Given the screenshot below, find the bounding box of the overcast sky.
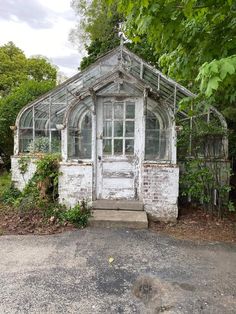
[0,0,84,77]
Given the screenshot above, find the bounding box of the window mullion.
[112,102,114,155]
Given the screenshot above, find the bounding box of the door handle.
[98,156,102,161]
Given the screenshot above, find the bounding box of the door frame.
[94,96,144,200]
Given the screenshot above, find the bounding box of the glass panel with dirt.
[114,139,123,154]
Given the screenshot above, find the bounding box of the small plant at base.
[228,201,235,212]
[60,201,91,228]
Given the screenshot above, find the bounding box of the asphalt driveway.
[0,228,236,313]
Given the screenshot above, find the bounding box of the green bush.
[60,202,91,228]
[0,185,21,205]
[42,201,91,228]
[0,172,11,196]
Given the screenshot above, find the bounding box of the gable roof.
[21,46,233,135]
[17,46,195,127]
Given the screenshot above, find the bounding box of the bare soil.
[150,205,236,243]
[0,204,75,235]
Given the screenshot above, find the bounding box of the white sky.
[0,0,85,77]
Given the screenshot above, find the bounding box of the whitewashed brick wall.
[58,163,93,208]
[142,163,179,221]
[11,156,37,191]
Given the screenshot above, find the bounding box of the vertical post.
[49,96,52,153]
[89,88,97,201]
[32,105,35,152]
[173,84,177,114]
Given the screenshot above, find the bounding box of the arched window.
[68,111,92,159]
[145,109,169,160]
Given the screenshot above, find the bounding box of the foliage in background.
[113,0,236,155]
[70,0,159,70]
[0,42,57,165]
[0,42,56,97]
[70,0,121,70]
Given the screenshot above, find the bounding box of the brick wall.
[142,163,179,221]
[11,156,37,191]
[58,162,93,208]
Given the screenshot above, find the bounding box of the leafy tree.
[0,42,57,97]
[71,0,236,154]
[70,0,160,70]
[0,42,57,164]
[105,0,236,155]
[70,0,121,70]
[110,0,236,104]
[0,42,27,97]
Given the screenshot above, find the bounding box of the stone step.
[92,200,143,211]
[89,210,148,229]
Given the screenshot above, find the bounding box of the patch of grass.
[0,171,11,197]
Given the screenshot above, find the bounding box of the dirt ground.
[0,203,235,244]
[0,204,76,235]
[150,205,236,243]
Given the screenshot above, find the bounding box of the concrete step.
[89,210,148,229]
[92,200,143,211]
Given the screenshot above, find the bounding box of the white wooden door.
[96,97,142,200]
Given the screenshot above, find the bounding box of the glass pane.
[145,110,163,160]
[51,131,61,153]
[126,102,135,119]
[125,139,134,154]
[114,102,123,119]
[34,132,50,153]
[125,121,134,137]
[35,118,48,130]
[103,121,112,137]
[68,129,79,158]
[20,108,33,128]
[80,113,92,158]
[114,139,123,154]
[103,139,112,155]
[68,112,92,159]
[19,129,33,152]
[104,102,112,119]
[114,121,123,137]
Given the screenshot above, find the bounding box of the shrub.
[42,201,91,228]
[60,202,91,228]
[0,185,21,205]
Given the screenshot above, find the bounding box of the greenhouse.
[11,46,228,221]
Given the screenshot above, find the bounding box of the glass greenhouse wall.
[16,46,228,162]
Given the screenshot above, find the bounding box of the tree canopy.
[71,0,236,155]
[110,0,236,114]
[0,42,57,163]
[0,42,57,97]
